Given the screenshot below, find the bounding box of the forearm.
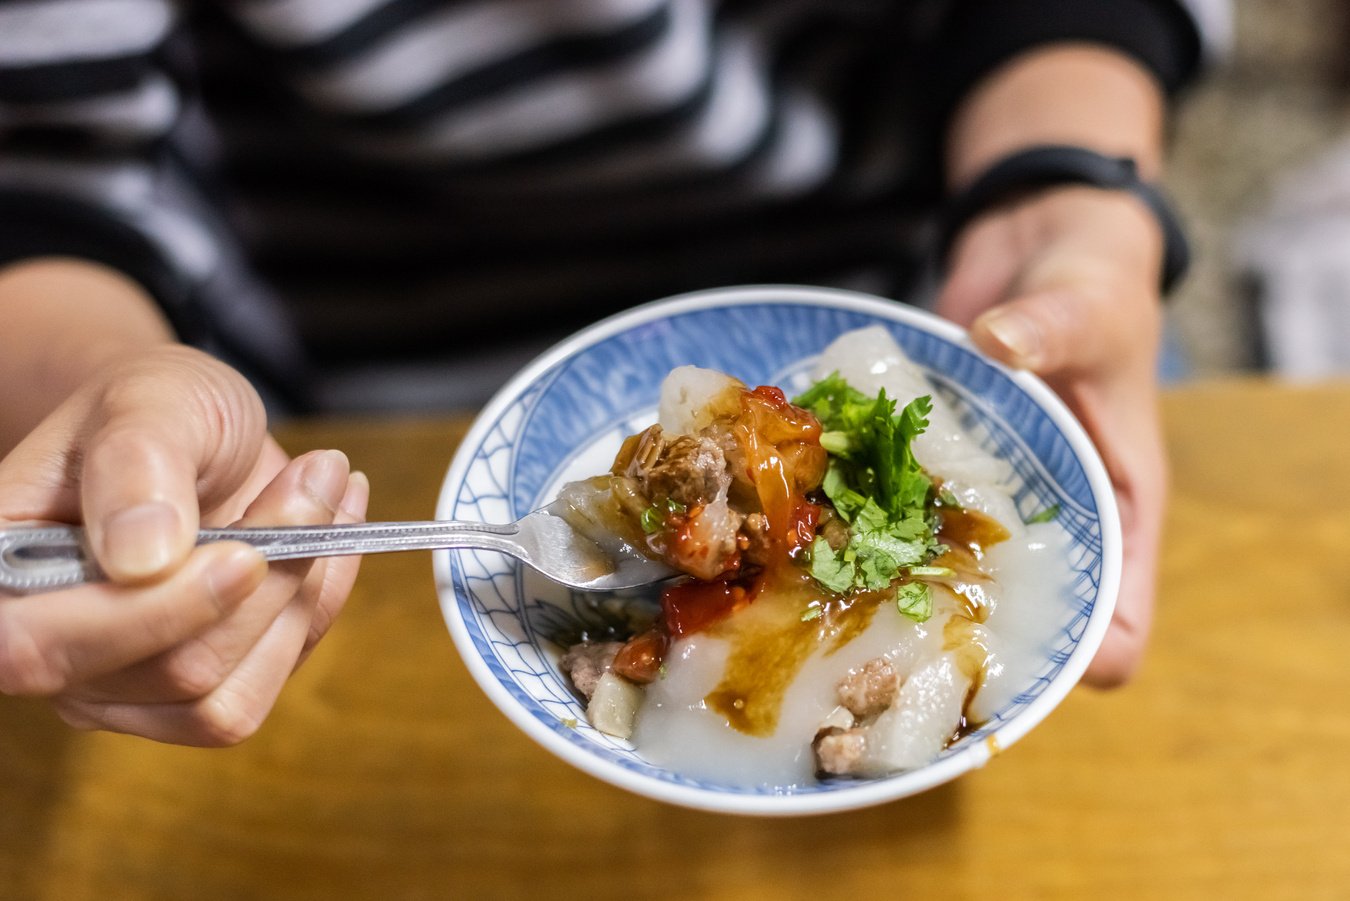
[0,257,175,453]
[945,44,1167,190]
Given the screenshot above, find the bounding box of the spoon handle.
[0,520,527,595]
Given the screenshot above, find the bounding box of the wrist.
[938,147,1187,293]
[946,44,1166,189]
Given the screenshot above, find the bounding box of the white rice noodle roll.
[941,478,1025,541]
[966,522,1070,722]
[854,652,971,775]
[658,365,744,434]
[552,477,611,534]
[812,326,1014,490]
[550,476,647,564]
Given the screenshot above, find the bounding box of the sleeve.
[0,0,205,334]
[0,0,307,403]
[923,0,1224,131]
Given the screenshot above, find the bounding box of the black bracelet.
[936,145,1191,294]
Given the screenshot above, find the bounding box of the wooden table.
[3,381,1348,900]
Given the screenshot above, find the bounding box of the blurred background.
[1168,0,1350,380]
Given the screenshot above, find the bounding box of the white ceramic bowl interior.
[434,286,1121,816]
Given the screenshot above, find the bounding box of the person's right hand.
[935,186,1167,688]
[0,345,368,745]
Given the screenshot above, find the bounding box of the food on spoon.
[553,326,1069,784]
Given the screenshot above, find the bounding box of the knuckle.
[85,420,170,478]
[1038,290,1090,340]
[96,349,208,419]
[195,690,266,747]
[51,696,102,731]
[0,614,69,696]
[305,560,360,649]
[95,347,265,449]
[162,639,233,699]
[304,603,336,652]
[134,598,198,654]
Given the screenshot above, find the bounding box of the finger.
[934,216,1023,327]
[1082,489,1163,688]
[66,450,351,704]
[1086,438,1166,688]
[968,289,1117,375]
[297,469,370,664]
[80,349,268,582]
[201,434,292,528]
[235,448,349,530]
[1082,571,1153,688]
[1052,377,1168,689]
[0,542,265,697]
[54,466,360,745]
[53,577,321,746]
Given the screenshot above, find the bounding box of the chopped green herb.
[800,603,823,623]
[907,565,956,579]
[794,373,943,598]
[895,582,932,623]
[640,497,688,534]
[562,717,578,729]
[1024,504,1061,525]
[818,430,853,456]
[807,536,856,594]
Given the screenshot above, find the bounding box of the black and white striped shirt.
[0,0,1223,410]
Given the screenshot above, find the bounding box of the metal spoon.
[0,502,675,595]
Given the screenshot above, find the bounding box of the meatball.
[559,641,624,700]
[836,657,900,718]
[638,434,731,510]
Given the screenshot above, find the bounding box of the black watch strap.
[937,145,1191,294]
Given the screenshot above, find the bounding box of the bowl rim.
[433,284,1122,816]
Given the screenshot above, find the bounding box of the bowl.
[434,285,1121,816]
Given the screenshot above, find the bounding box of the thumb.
[80,348,269,582]
[968,289,1114,376]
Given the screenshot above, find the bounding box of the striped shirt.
[0,0,1223,410]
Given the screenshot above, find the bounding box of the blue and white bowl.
[434,285,1121,816]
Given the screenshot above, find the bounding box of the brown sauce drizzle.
[943,614,992,685]
[936,505,1011,559]
[936,507,1010,744]
[704,565,881,736]
[701,504,1014,739]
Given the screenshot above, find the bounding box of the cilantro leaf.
[852,497,890,532]
[807,536,856,594]
[896,582,932,622]
[793,374,943,597]
[858,529,927,567]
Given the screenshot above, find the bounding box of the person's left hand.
[935,184,1168,687]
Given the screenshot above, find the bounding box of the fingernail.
[102,501,180,580]
[207,545,266,607]
[301,450,349,515]
[980,311,1042,368]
